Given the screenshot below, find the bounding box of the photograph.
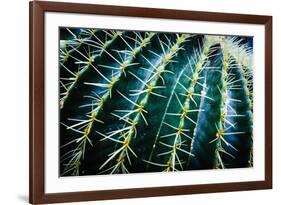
[59,28,253,176]
[28,1,272,203]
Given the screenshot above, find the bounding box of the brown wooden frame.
[29,1,272,204]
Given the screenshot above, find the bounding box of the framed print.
[29,1,272,204]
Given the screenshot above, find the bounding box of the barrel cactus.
[59,28,253,176]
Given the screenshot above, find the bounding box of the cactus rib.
[97,34,191,173]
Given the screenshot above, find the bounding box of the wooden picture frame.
[29,1,272,204]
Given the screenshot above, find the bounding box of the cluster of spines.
[60,30,122,175]
[156,67,206,171]
[186,37,222,163]
[92,32,157,174]
[61,32,156,175]
[144,36,216,171]
[229,38,253,167]
[59,29,121,109]
[150,43,210,171]
[97,34,191,174]
[223,37,253,110]
[59,28,96,109]
[209,39,246,169]
[221,37,253,167]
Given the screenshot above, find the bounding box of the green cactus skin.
[59,28,253,176]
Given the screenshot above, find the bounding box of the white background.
[0,0,279,204]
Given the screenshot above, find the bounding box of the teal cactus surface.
[59,28,253,176]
